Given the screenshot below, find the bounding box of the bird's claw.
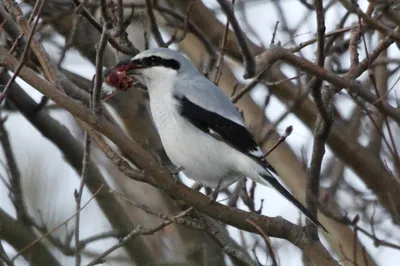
[170,166,184,184]
[207,179,223,204]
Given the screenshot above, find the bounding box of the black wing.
[174,94,277,173]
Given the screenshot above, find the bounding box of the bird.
[103,48,327,232]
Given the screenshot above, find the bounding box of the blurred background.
[0,0,400,265]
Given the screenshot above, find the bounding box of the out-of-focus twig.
[86,207,194,266]
[92,23,109,115]
[339,0,400,42]
[4,0,60,85]
[145,0,166,47]
[72,0,139,55]
[214,0,235,85]
[0,241,14,266]
[0,116,27,223]
[11,185,104,262]
[74,133,91,266]
[253,43,400,124]
[0,0,46,103]
[216,0,255,77]
[246,219,278,266]
[305,0,330,240]
[165,1,194,46]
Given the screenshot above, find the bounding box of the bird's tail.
[259,172,329,234]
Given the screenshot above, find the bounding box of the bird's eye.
[141,56,161,67]
[149,56,161,63]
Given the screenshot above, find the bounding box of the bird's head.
[102,48,198,99]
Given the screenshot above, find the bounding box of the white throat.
[141,66,178,97]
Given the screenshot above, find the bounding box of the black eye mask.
[132,56,181,70]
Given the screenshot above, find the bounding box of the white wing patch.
[249,147,264,157]
[102,82,117,95]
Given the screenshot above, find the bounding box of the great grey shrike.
[103,48,326,232]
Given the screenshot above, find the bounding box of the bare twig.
[253,43,400,124]
[270,21,280,45]
[216,0,255,77]
[141,11,150,50]
[0,241,14,266]
[165,1,194,46]
[86,208,193,266]
[305,0,331,240]
[214,0,235,85]
[81,122,145,182]
[4,0,60,85]
[99,0,112,24]
[74,133,91,266]
[0,0,46,103]
[246,219,278,266]
[339,0,400,42]
[355,225,400,251]
[92,23,109,115]
[231,66,269,103]
[11,185,104,262]
[263,125,293,158]
[145,0,166,47]
[57,15,82,68]
[72,0,139,55]
[0,116,27,222]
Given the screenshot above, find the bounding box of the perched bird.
[103,48,326,232]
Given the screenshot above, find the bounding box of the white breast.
[148,90,241,187]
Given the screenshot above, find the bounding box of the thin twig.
[263,126,293,158]
[231,66,269,103]
[80,121,146,182]
[4,0,60,85]
[270,21,280,45]
[0,0,46,103]
[339,0,400,42]
[254,42,400,124]
[72,0,139,55]
[305,0,330,240]
[57,15,82,68]
[165,1,195,46]
[216,0,255,77]
[0,116,27,222]
[99,0,112,24]
[0,241,14,266]
[141,11,150,50]
[74,133,91,266]
[246,219,278,266]
[92,23,109,115]
[85,208,193,266]
[214,0,236,85]
[11,185,104,262]
[145,0,166,47]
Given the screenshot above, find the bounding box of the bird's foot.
[170,166,184,184]
[207,179,223,204]
[144,139,164,166]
